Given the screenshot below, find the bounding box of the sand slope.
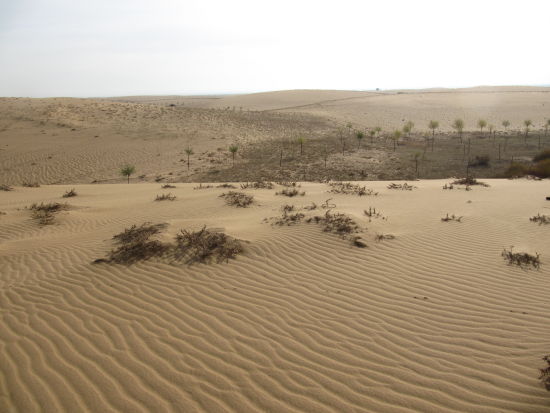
[1,180,549,412]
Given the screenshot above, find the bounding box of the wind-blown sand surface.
[1,179,549,412]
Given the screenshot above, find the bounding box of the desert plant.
[104,222,170,264]
[502,120,510,131]
[502,247,540,269]
[368,129,376,144]
[530,213,550,225]
[469,155,490,167]
[175,226,243,263]
[364,207,386,220]
[229,144,238,167]
[545,119,550,137]
[452,177,489,187]
[503,162,528,178]
[22,182,40,188]
[120,165,135,184]
[271,209,305,226]
[217,183,237,188]
[533,149,550,163]
[524,119,533,143]
[162,184,176,188]
[530,159,550,178]
[28,202,69,225]
[540,355,550,391]
[374,126,382,137]
[155,193,176,201]
[62,188,77,198]
[0,184,13,191]
[441,213,462,222]
[184,147,194,171]
[356,131,364,148]
[392,130,402,151]
[452,118,465,140]
[276,188,305,197]
[240,181,274,189]
[193,183,213,189]
[219,191,253,207]
[387,182,416,190]
[403,120,414,137]
[328,182,378,196]
[428,120,439,137]
[306,210,361,237]
[375,233,395,241]
[296,136,305,156]
[477,119,487,134]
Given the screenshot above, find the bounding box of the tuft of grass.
[452,177,489,187]
[276,188,305,197]
[22,182,40,188]
[193,183,214,189]
[217,183,237,188]
[530,214,550,225]
[328,182,378,196]
[364,207,386,221]
[219,191,254,207]
[175,226,243,263]
[540,355,550,391]
[240,181,274,189]
[0,184,13,191]
[161,184,176,188]
[387,182,416,190]
[62,188,77,198]
[441,213,462,222]
[155,193,176,201]
[502,247,540,269]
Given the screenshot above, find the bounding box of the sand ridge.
[1,180,549,412]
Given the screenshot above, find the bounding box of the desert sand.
[1,179,550,412]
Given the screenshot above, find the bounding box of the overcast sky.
[1,0,549,97]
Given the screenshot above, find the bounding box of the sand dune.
[1,180,549,412]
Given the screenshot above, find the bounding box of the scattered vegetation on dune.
[155,193,176,201]
[95,222,243,265]
[452,177,489,187]
[161,184,176,188]
[364,207,387,221]
[219,191,254,207]
[175,226,243,264]
[22,182,40,188]
[1,184,13,191]
[28,202,69,225]
[441,213,463,222]
[271,206,305,226]
[120,165,135,184]
[62,188,77,198]
[501,247,540,269]
[240,181,274,190]
[540,355,550,391]
[277,181,300,187]
[217,183,237,188]
[530,214,550,225]
[328,182,378,196]
[375,233,396,241]
[307,210,361,237]
[193,183,214,189]
[276,188,305,197]
[387,182,416,190]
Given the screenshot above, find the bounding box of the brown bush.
[219,191,254,207]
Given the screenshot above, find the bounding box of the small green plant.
[296,137,305,156]
[387,182,416,190]
[392,130,402,151]
[120,165,135,184]
[184,148,194,171]
[403,120,414,137]
[328,182,378,196]
[356,131,364,148]
[229,144,238,167]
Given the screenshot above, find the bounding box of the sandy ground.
[1,179,550,412]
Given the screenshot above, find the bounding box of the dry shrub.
[502,247,540,269]
[350,235,368,248]
[240,181,274,189]
[375,233,395,241]
[540,355,550,391]
[441,213,462,222]
[452,177,489,187]
[530,159,550,179]
[175,226,243,263]
[276,188,305,197]
[503,163,529,179]
[307,210,360,237]
[303,202,318,210]
[328,182,378,196]
[281,204,295,213]
[533,149,550,163]
[193,183,214,189]
[220,191,253,207]
[22,182,40,188]
[107,223,170,264]
[0,184,13,191]
[162,184,176,188]
[364,207,386,220]
[277,181,300,187]
[387,183,416,190]
[442,183,454,190]
[62,188,77,198]
[530,214,550,225]
[217,183,237,188]
[28,202,69,225]
[155,193,176,201]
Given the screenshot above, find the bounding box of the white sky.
[1,0,549,97]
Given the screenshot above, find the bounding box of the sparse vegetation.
[240,181,274,189]
[229,144,238,167]
[533,149,550,163]
[469,155,490,167]
[162,184,176,189]
[540,355,550,391]
[364,207,386,221]
[62,188,77,198]
[22,182,40,188]
[0,184,13,191]
[120,165,135,184]
[477,119,487,134]
[452,118,464,140]
[175,226,243,263]
[428,120,439,137]
[530,214,550,225]
[184,147,194,171]
[217,183,237,188]
[155,193,176,201]
[220,191,254,207]
[375,233,396,241]
[441,213,462,222]
[452,177,489,187]
[276,188,305,197]
[271,208,305,226]
[328,182,378,196]
[306,210,362,245]
[387,182,416,190]
[193,183,214,189]
[502,247,540,269]
[28,202,69,225]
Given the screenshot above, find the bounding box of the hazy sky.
[1,0,549,97]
